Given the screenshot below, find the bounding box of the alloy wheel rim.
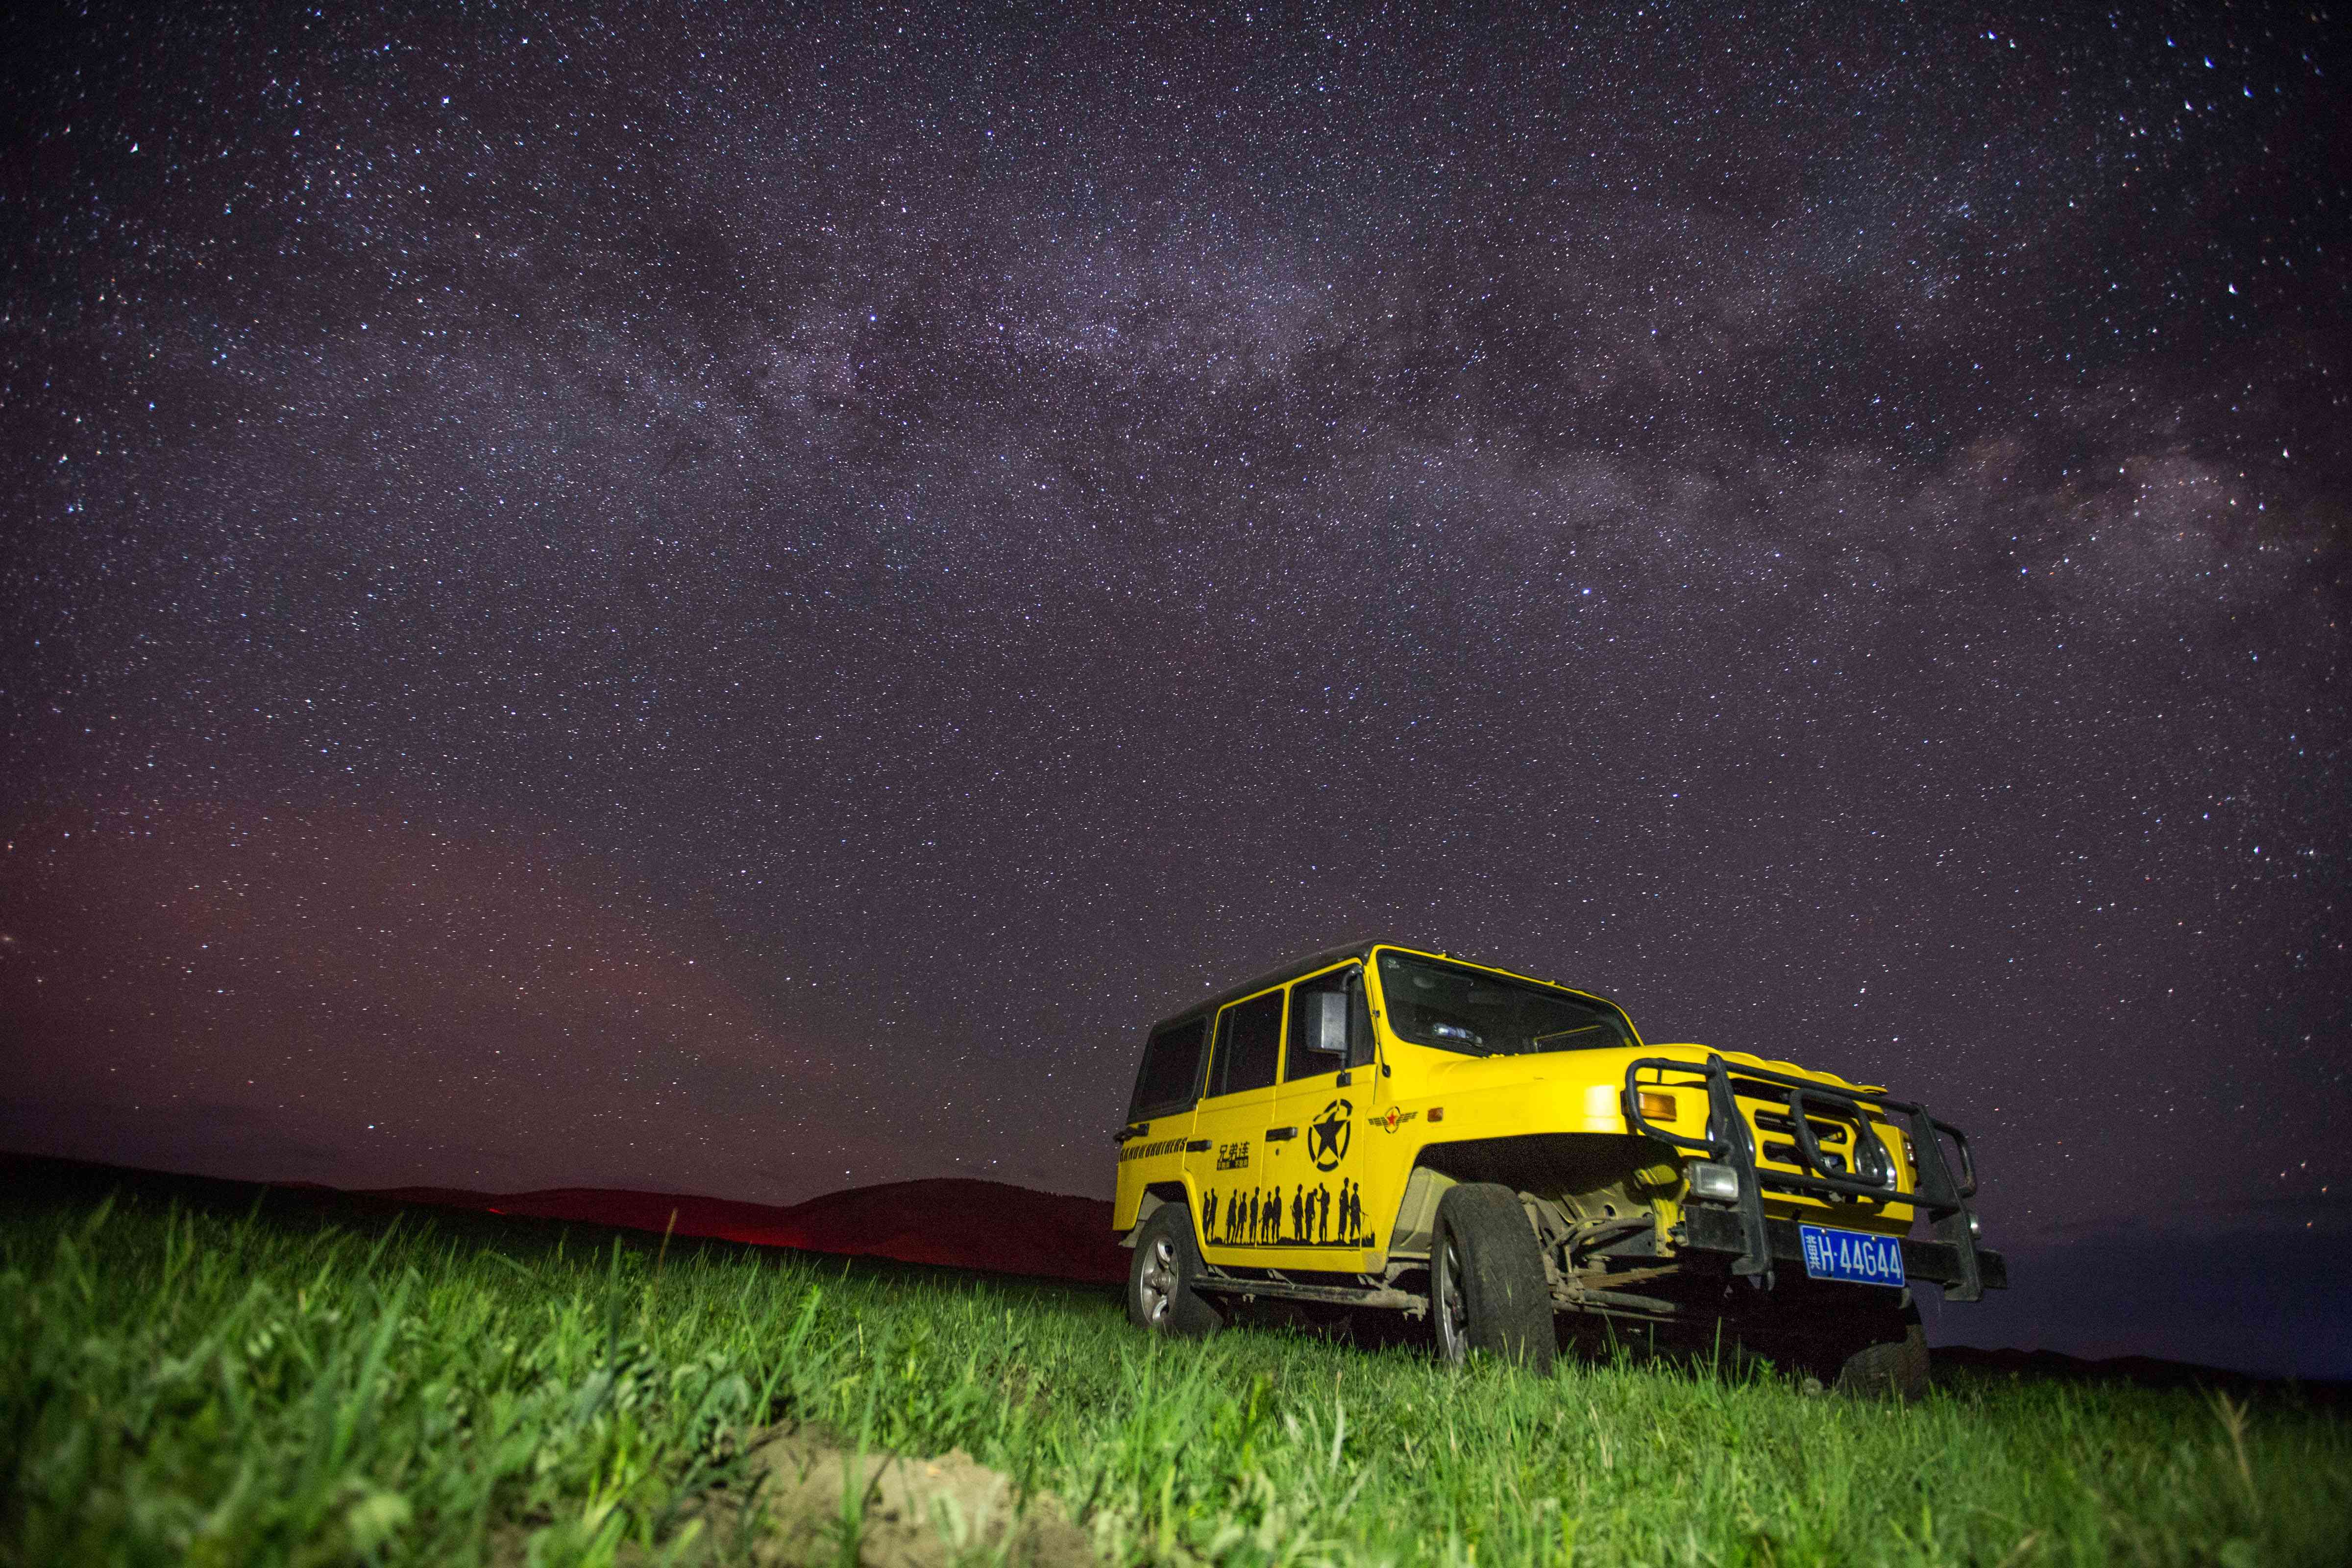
[1140,1237,1177,1323]
[1437,1236,1467,1360]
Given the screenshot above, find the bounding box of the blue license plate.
[1797,1224,1906,1288]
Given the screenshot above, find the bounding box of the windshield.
[1375,952,1634,1056]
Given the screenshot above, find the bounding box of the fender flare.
[1121,1181,1191,1247]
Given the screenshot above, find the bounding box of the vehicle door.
[1115,1014,1211,1231]
[1185,987,1284,1263]
[1266,961,1381,1263]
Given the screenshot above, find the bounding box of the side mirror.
[1307,991,1348,1055]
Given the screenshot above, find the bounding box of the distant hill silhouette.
[4,1152,2342,1396]
[370,1176,1130,1284]
[1930,1344,2343,1399]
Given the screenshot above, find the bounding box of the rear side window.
[1128,1017,1209,1120]
[1208,991,1284,1097]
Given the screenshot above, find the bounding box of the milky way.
[2,4,2346,1365]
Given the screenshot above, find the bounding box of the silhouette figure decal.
[1199,1175,1374,1249]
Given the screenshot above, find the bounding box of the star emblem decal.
[1308,1098,1353,1170]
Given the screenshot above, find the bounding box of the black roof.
[1144,939,1630,1040]
[1145,939,1381,1037]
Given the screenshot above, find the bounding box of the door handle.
[1266,1126,1298,1141]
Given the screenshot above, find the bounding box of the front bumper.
[1623,1053,2001,1302]
[1679,1203,2008,1292]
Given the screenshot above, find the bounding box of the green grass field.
[3,1179,2347,1567]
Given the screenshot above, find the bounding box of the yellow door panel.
[1252,963,1384,1270]
[1188,988,1282,1265]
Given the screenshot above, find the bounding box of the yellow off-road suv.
[1113,942,2005,1396]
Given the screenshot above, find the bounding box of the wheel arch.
[1121,1181,1193,1248]
[1382,1160,1460,1262]
[1387,1131,1661,1260]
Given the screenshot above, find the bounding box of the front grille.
[1764,1140,1847,1174]
[1754,1109,1848,1144]
[1625,1052,1989,1299]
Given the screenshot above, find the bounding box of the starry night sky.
[3,4,2347,1370]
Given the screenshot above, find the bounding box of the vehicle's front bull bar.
[1621,1054,1993,1302]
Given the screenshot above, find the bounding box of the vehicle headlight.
[1688,1162,1740,1202]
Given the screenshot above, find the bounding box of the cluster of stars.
[0,5,2342,1370]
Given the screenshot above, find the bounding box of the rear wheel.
[1127,1201,1223,1338]
[1431,1184,1555,1373]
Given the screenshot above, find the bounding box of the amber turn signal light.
[1637,1089,1678,1123]
[1427,1106,1444,1123]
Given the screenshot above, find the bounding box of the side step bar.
[1189,1270,1428,1315]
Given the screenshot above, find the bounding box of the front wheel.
[1432,1184,1555,1373]
[1127,1201,1223,1338]
[1831,1300,1929,1400]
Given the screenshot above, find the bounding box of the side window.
[1284,965,1366,1083]
[1208,991,1283,1097]
[1128,1016,1208,1119]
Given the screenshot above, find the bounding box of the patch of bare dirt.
[677,1421,1096,1568]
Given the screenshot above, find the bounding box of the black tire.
[1127,1201,1223,1338]
[1431,1184,1555,1373]
[1830,1299,1930,1401]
